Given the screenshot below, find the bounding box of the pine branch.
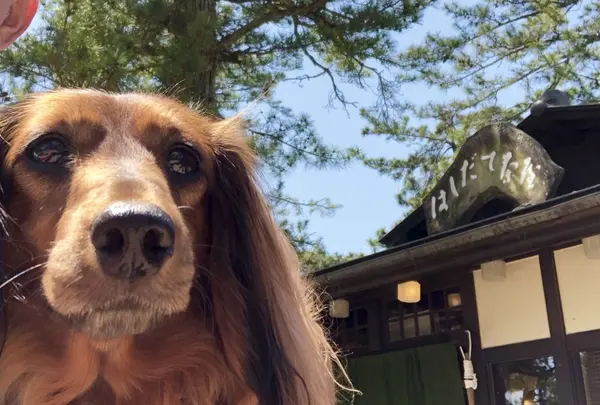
[217,0,328,48]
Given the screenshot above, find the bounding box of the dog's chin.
[51,306,176,340]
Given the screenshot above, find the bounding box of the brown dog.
[0,89,340,405]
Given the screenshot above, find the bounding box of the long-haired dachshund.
[0,89,342,405]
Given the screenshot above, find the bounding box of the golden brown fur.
[0,89,341,405]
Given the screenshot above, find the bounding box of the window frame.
[332,300,381,354]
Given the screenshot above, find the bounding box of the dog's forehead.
[11,90,215,149]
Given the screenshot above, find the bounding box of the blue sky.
[273,7,457,255]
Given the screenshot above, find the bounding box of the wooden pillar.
[539,250,577,404]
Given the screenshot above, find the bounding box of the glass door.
[491,355,559,405]
[575,349,600,405]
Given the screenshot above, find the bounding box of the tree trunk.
[170,0,218,111]
[189,0,217,110]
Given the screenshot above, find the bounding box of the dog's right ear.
[0,101,20,357]
[0,102,21,233]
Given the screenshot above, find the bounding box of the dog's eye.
[27,136,70,165]
[167,145,200,176]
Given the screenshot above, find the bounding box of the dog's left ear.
[205,117,342,405]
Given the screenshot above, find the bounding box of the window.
[387,286,463,342]
[335,306,376,350]
[579,350,600,405]
[492,356,558,405]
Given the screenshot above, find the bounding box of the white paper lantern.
[447,292,462,308]
[397,281,421,303]
[328,299,350,318]
[481,260,506,281]
[583,235,600,259]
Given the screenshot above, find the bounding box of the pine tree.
[0,0,433,269]
[361,0,600,216]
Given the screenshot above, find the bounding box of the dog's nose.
[91,202,175,280]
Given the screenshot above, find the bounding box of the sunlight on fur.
[0,89,352,405]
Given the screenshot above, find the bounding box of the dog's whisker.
[191,278,211,304]
[0,248,35,264]
[0,215,9,237]
[0,211,23,234]
[0,262,46,290]
[0,254,50,274]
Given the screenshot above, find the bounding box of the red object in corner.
[23,0,39,31]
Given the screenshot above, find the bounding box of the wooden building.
[313,90,600,405]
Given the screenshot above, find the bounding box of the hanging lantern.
[481,260,506,281]
[448,292,462,308]
[328,299,350,318]
[583,235,600,259]
[397,281,421,303]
